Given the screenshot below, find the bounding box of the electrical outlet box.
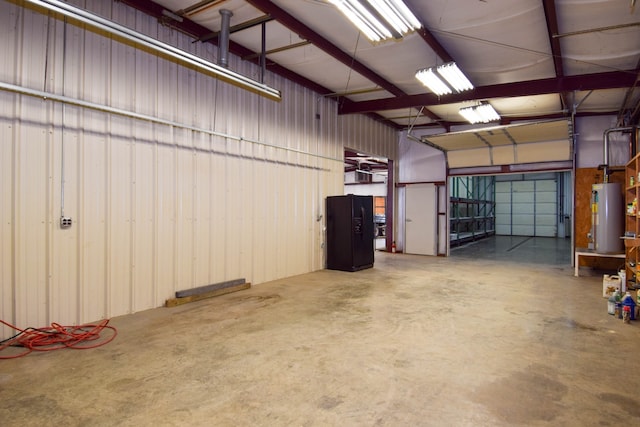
[60,217,72,228]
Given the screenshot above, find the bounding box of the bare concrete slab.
[1,237,639,426]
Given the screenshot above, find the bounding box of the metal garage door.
[421,120,572,170]
[496,180,557,237]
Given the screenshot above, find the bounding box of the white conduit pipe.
[0,81,338,166]
[25,0,281,101]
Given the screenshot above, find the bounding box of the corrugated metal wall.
[0,0,397,338]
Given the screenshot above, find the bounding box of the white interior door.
[405,183,437,255]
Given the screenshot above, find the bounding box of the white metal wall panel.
[15,97,50,329]
[0,3,17,84]
[109,131,133,315]
[0,0,397,338]
[0,92,14,339]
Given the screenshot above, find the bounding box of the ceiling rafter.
[617,58,640,125]
[339,70,638,114]
[245,0,405,96]
[542,0,570,112]
[416,27,454,64]
[117,0,397,125]
[243,0,445,124]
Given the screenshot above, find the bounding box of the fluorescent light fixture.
[436,63,473,93]
[26,0,281,101]
[415,68,452,96]
[161,9,183,23]
[329,0,421,42]
[415,62,474,96]
[459,103,501,124]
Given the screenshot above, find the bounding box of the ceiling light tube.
[458,107,482,124]
[346,0,393,39]
[437,62,474,92]
[415,68,452,96]
[476,103,501,122]
[369,0,419,35]
[330,0,420,42]
[368,0,408,34]
[26,0,281,100]
[382,0,421,30]
[459,103,500,124]
[329,1,383,41]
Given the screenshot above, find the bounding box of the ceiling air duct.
[218,9,233,68]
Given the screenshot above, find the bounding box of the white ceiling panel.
[413,0,556,85]
[556,0,640,75]
[555,0,639,33]
[491,95,564,118]
[350,33,442,96]
[122,0,640,129]
[378,108,435,127]
[229,20,303,55]
[575,88,636,113]
[559,29,640,75]
[268,47,374,94]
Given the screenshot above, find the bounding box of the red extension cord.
[0,318,117,359]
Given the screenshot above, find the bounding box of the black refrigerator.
[326,195,374,272]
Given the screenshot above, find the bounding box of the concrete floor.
[1,236,640,426]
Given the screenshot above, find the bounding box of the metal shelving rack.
[450,176,496,247]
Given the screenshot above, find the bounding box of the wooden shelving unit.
[625,153,640,289]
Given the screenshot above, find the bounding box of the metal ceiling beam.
[117,0,408,127]
[339,70,639,114]
[244,0,406,97]
[617,58,640,125]
[244,0,445,124]
[242,41,311,60]
[542,0,570,111]
[542,0,564,78]
[554,21,640,38]
[198,14,274,43]
[118,0,321,89]
[416,27,453,63]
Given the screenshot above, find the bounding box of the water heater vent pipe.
[603,126,634,183]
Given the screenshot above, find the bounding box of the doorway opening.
[344,149,391,251]
[449,171,573,264]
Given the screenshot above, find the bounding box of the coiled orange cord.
[0,318,117,359]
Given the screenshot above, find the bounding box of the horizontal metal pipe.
[0,80,339,164]
[25,0,281,100]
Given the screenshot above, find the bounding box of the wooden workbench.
[574,248,625,277]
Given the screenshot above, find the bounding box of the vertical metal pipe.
[260,21,266,83]
[60,18,67,220]
[218,9,233,68]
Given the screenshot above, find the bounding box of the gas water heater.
[588,183,623,254]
